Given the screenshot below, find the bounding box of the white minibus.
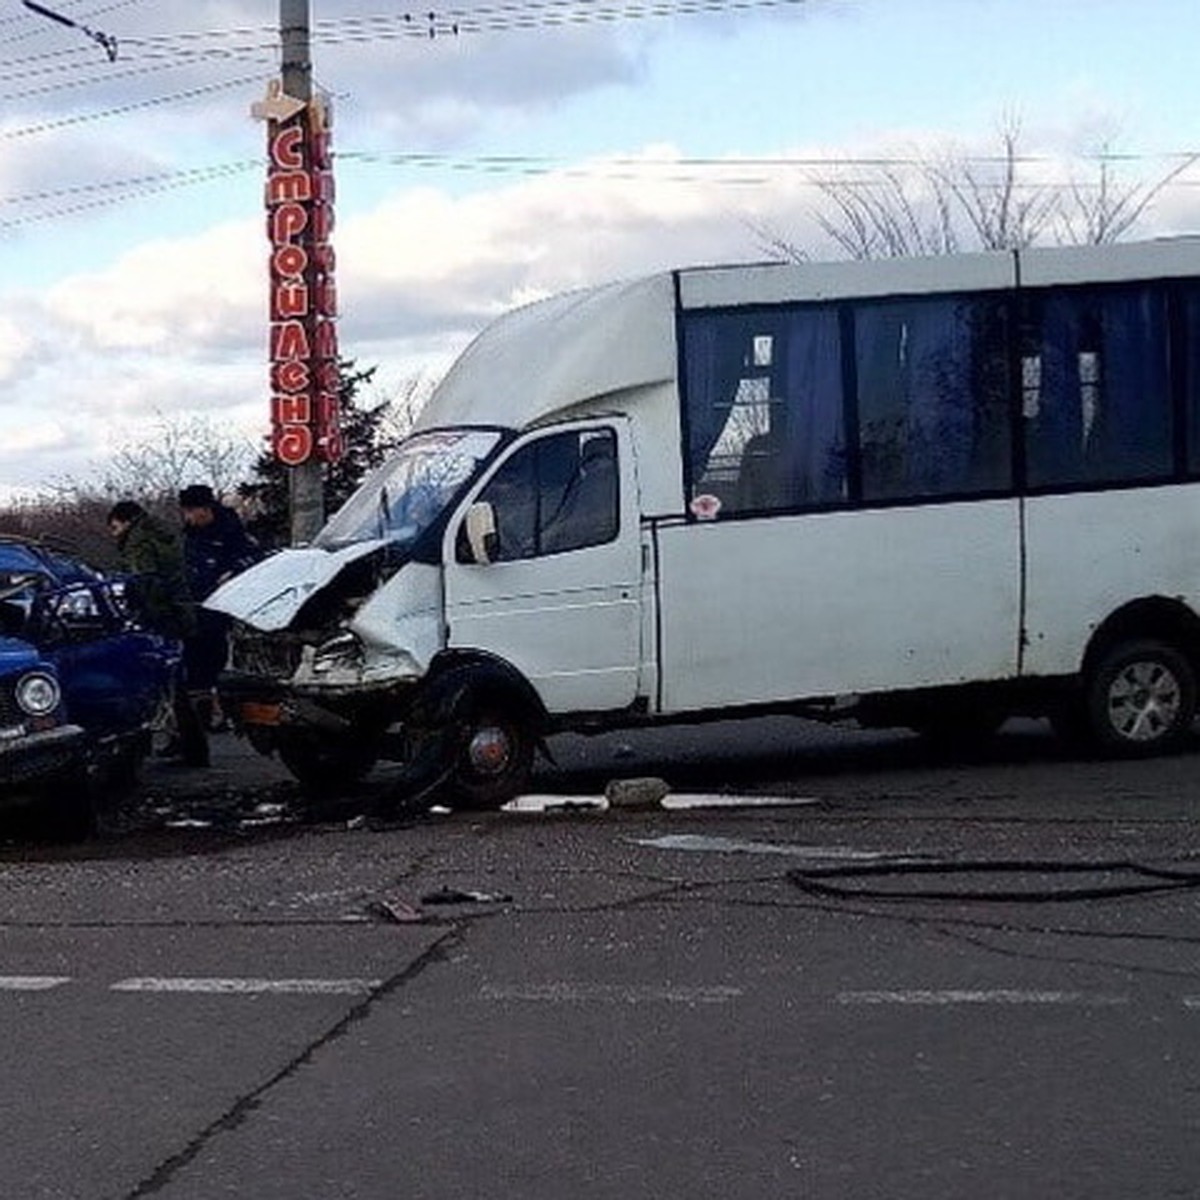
[211,236,1200,808]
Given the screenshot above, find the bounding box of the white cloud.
[3,0,1199,499]
[42,219,262,351]
[0,316,32,382]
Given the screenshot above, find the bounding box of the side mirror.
[462,501,498,565]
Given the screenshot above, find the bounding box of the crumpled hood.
[204,539,387,632]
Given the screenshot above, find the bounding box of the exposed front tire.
[446,705,535,810]
[1081,639,1197,756]
[277,732,379,795]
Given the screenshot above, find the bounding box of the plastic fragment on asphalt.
[364,896,426,923]
[421,886,513,905]
[503,794,608,813]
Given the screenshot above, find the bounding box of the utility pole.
[280,0,324,545]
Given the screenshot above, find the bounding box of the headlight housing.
[310,632,363,676]
[16,671,61,717]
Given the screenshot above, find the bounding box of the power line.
[0,0,805,68]
[5,148,1200,233]
[0,71,265,140]
[0,160,260,231]
[0,52,272,102]
[0,1,805,119]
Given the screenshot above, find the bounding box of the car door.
[443,419,643,715]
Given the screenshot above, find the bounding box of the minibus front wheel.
[1081,638,1197,756]
[447,704,536,810]
[276,730,380,794]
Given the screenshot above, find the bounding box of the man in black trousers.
[178,484,262,733]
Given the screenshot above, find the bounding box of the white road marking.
[0,976,71,991]
[632,833,910,860]
[837,989,1131,1007]
[503,794,820,814]
[110,977,382,996]
[661,794,821,811]
[480,983,743,1004]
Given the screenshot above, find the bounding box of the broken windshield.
[316,429,502,550]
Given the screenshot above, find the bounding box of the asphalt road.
[3,718,1200,1200]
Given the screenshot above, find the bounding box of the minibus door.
[443,420,642,714]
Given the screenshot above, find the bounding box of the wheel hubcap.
[467,726,512,775]
[1108,661,1181,742]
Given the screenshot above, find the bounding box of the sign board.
[254,81,343,465]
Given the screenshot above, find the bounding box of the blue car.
[0,536,178,839]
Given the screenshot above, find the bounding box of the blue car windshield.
[316,429,502,551]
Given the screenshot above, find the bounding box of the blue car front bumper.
[0,724,87,806]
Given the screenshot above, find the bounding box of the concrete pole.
[280,0,324,545]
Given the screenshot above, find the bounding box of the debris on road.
[421,886,513,906]
[605,777,671,809]
[364,895,427,923]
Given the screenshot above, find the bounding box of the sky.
[3,0,1200,497]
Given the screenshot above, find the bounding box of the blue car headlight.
[16,671,61,717]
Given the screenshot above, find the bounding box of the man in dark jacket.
[107,500,209,767]
[178,485,262,731]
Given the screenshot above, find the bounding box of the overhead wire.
[1,0,1196,227]
[6,147,1200,234]
[0,0,806,136]
[0,71,266,141]
[0,160,261,231]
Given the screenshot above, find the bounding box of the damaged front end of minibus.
[209,427,543,813]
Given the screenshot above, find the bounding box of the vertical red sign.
[264,93,342,465]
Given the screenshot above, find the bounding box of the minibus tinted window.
[1023,285,1171,487]
[681,307,845,517]
[1186,286,1200,475]
[854,295,1011,501]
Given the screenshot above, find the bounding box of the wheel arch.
[1080,596,1200,679]
[415,649,549,730]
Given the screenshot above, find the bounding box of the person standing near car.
[178,485,262,732]
[106,500,210,768]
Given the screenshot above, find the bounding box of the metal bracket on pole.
[21,0,118,61]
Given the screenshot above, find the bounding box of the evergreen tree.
[239,360,399,548]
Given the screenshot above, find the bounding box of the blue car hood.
[0,636,43,673]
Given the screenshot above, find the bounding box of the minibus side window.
[473,428,619,561]
[1186,286,1200,475]
[681,306,845,517]
[854,295,1011,501]
[1023,284,1171,487]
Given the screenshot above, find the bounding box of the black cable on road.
[787,858,1200,904]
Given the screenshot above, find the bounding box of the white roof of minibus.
[415,272,678,434]
[416,236,1200,434]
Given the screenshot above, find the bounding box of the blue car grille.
[0,689,24,730]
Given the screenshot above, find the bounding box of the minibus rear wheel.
[1081,638,1197,756]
